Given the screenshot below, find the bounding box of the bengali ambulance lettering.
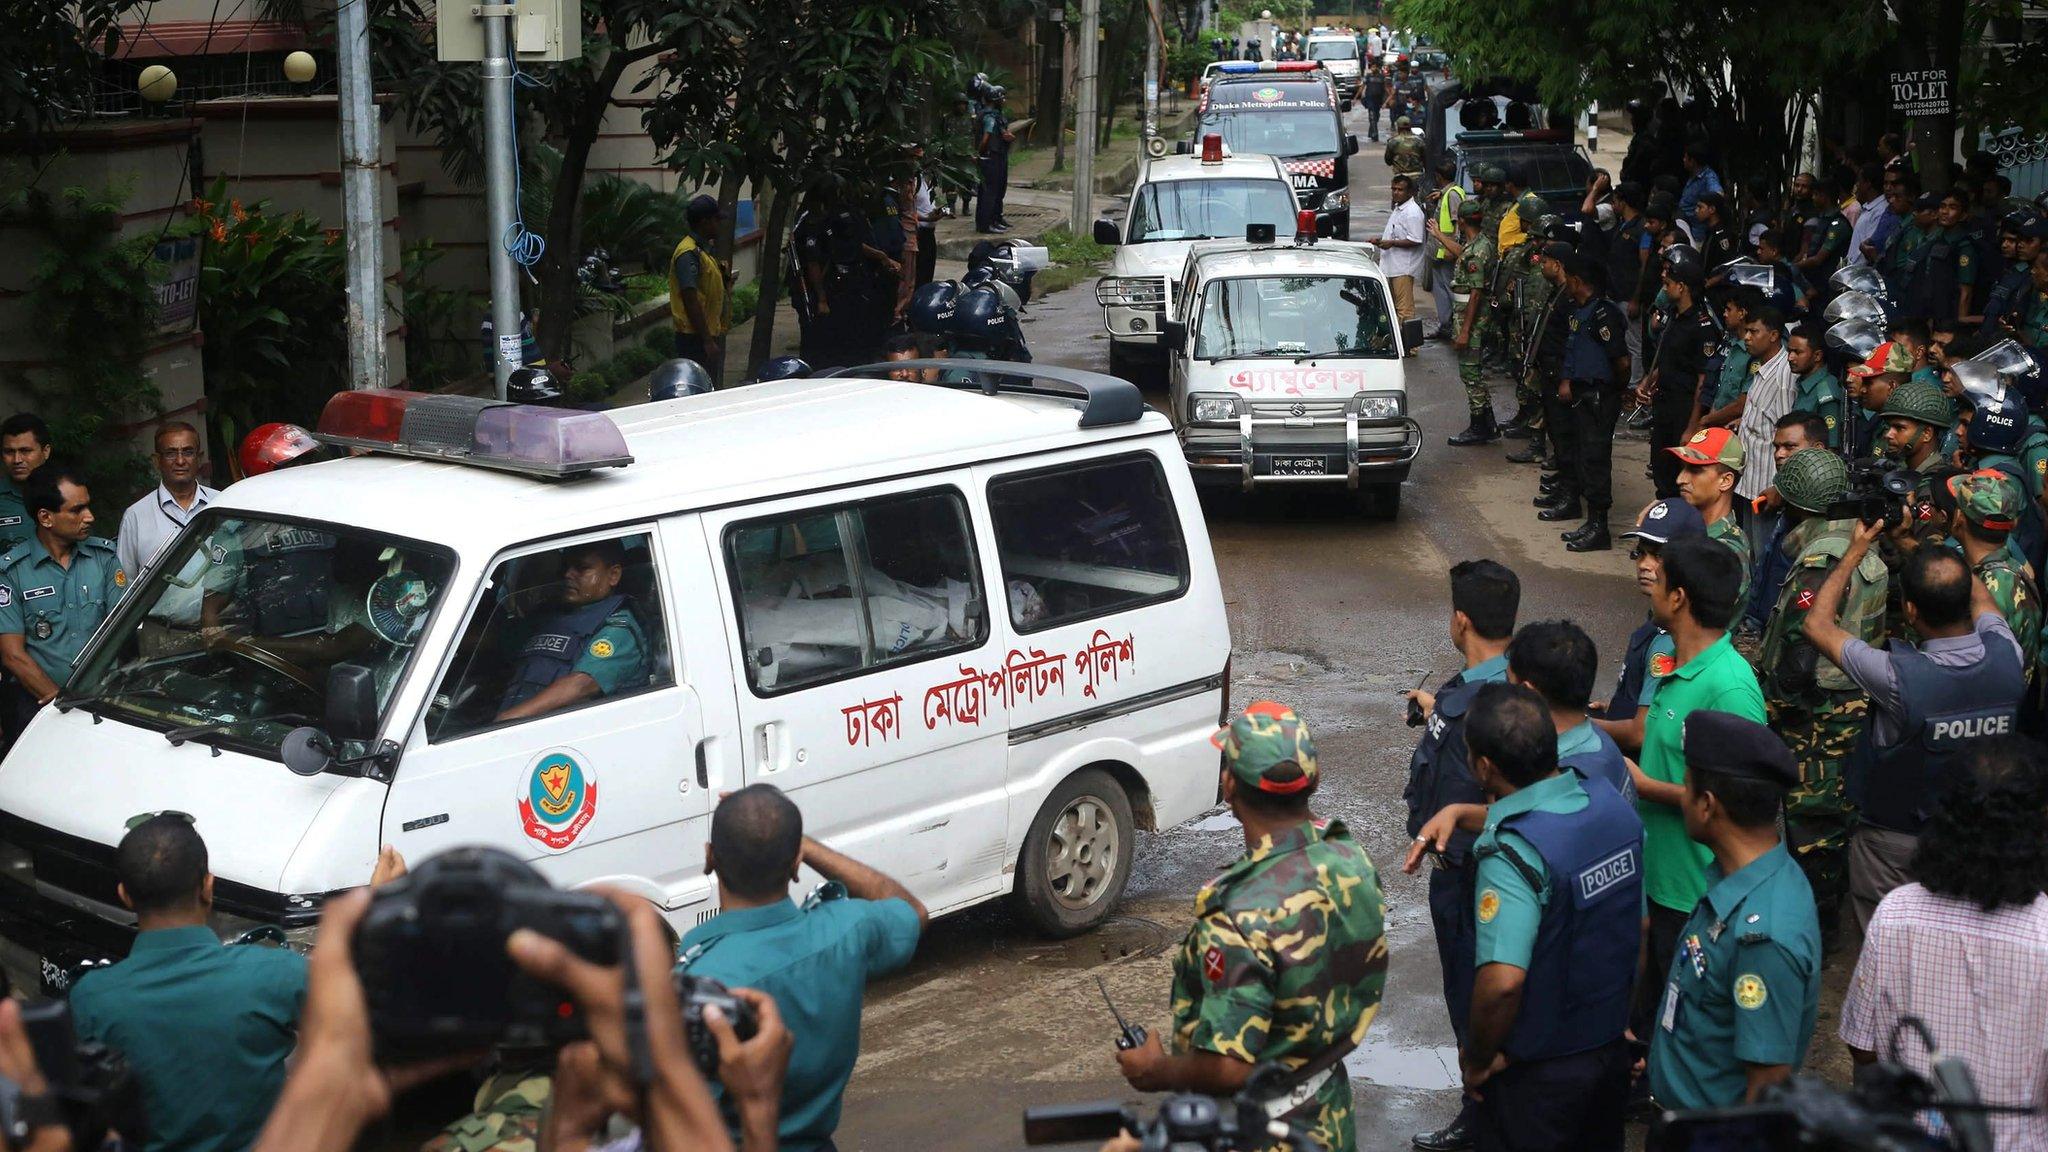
[838,633,1138,744]
[1225,367,1368,395]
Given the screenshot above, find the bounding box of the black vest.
[247,528,336,635]
[1847,631,2025,833]
[1403,675,1491,861]
[500,594,627,712]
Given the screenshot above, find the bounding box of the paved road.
[832,107,1665,1152]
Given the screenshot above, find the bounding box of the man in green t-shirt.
[1628,534,1766,1043]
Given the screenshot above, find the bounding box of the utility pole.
[335,0,385,389]
[1142,0,1160,137]
[1073,0,1100,231]
[481,6,520,400]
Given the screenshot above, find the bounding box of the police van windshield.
[1194,276,1396,360]
[65,512,455,760]
[1129,179,1298,243]
[1200,106,1340,160]
[1307,39,1358,60]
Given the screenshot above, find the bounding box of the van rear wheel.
[1014,768,1135,937]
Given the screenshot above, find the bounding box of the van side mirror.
[1094,218,1122,246]
[1161,320,1187,352]
[1400,318,1425,353]
[1346,133,1360,156]
[327,663,378,743]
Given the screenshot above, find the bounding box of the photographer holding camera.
[1801,533,2028,933]
[66,814,308,1152]
[1755,448,1889,951]
[1116,702,1388,1152]
[677,784,926,1152]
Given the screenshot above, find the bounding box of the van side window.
[428,533,674,742]
[726,488,988,694]
[987,454,1190,631]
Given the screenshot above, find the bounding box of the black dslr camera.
[1024,1066,1312,1151]
[0,1000,145,1152]
[1825,458,1917,529]
[354,846,624,1054]
[673,973,759,1075]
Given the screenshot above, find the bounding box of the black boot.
[1447,408,1500,446]
[1536,493,1583,520]
[1498,404,1534,438]
[1505,432,1546,463]
[1565,511,1612,551]
[1411,1113,1475,1152]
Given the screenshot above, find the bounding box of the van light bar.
[315,388,633,478]
[1275,61,1319,71]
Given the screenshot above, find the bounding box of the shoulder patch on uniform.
[1733,973,1768,1010]
[1203,944,1226,983]
[1795,588,1816,610]
[1648,651,1677,678]
[1477,888,1501,923]
[0,586,11,608]
[589,638,614,659]
[113,569,126,588]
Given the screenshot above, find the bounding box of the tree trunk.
[535,51,629,369]
[715,169,745,264]
[1035,17,1066,148]
[748,190,795,377]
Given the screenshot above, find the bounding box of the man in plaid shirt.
[1840,736,2048,1151]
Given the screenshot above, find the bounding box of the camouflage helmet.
[1880,380,1953,429]
[1776,447,1849,514]
[1481,163,1508,185]
[1212,700,1319,796]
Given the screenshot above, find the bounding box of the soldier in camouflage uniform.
[1474,167,1516,370]
[1383,117,1424,177]
[1494,166,1551,432]
[421,1068,551,1152]
[1508,241,1575,467]
[1445,199,1500,445]
[1942,469,2042,674]
[1757,448,1887,948]
[1874,380,1957,639]
[1118,701,1389,1152]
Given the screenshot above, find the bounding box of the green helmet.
[1776,447,1849,514]
[1880,380,1953,429]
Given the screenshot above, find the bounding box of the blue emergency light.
[315,389,634,479]
[1218,62,1259,73]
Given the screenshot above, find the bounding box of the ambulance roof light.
[315,389,633,479]
[1275,61,1319,71]
[1201,134,1225,163]
[1295,209,1317,243]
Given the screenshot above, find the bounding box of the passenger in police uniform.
[1800,533,2027,932]
[1457,683,1642,1152]
[495,539,649,723]
[1554,257,1633,553]
[0,412,52,552]
[0,464,126,745]
[1645,711,1821,1115]
[1401,560,1519,1152]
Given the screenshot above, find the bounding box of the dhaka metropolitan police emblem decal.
[518,748,599,850]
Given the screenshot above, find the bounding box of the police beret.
[1914,192,1942,212]
[1682,710,1798,790]
[2025,217,2048,242]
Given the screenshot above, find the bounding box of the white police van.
[1093,137,1300,381]
[1161,220,1421,516]
[0,366,1232,986]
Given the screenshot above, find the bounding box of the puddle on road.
[993,914,1176,968]
[1229,649,1432,735]
[1343,1038,1461,1091]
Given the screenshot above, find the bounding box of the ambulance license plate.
[1265,455,1332,476]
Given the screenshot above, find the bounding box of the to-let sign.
[1888,69,1951,118]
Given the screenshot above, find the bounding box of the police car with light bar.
[0,369,1233,987]
[1160,216,1422,516]
[1194,61,1358,241]
[1092,135,1300,381]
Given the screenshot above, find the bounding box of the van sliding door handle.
[694,740,710,789]
[754,722,786,774]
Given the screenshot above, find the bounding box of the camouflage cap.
[1775,446,1849,514]
[1881,380,1953,429]
[1948,468,2022,531]
[1667,426,1745,472]
[1457,198,1486,221]
[1212,700,1319,795]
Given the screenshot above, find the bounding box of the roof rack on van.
[823,360,1147,429]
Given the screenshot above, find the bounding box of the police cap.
[1880,380,1953,429]
[1212,700,1319,796]
[1775,446,1849,514]
[1913,192,1941,212]
[2023,217,2048,242]
[1682,710,1798,791]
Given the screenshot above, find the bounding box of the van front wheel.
[1015,768,1135,937]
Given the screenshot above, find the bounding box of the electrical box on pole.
[437,0,583,62]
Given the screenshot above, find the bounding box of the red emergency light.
[1276,61,1319,71]
[1201,134,1224,163]
[314,387,634,479]
[1296,209,1317,241]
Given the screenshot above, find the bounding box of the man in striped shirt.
[1734,304,1796,617]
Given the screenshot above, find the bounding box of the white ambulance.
[1161,225,1421,516]
[1093,138,1300,381]
[0,366,1233,987]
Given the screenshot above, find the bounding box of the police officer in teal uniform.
[0,464,126,743]
[1460,682,1643,1151]
[0,413,52,552]
[496,538,648,722]
[1647,710,1822,1112]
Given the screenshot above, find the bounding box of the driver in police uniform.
[496,539,648,722]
